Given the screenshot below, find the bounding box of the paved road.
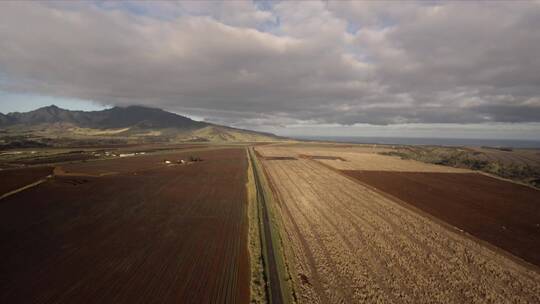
[249,148,284,304]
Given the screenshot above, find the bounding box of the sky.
[1,0,540,139]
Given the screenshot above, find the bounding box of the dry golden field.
[256,144,540,303]
[314,153,469,172]
[257,144,469,172]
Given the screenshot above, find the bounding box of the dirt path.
[0,177,50,201]
[261,158,540,303]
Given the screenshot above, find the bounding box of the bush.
[189,155,202,162]
[379,151,410,159]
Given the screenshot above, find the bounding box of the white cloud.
[0,0,539,129]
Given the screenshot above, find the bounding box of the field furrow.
[0,148,250,304]
[260,153,540,304]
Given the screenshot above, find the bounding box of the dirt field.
[344,171,540,267]
[57,146,232,176]
[57,153,179,175]
[316,153,469,172]
[0,166,53,195]
[254,144,392,158]
[0,148,249,303]
[259,155,540,303]
[256,145,468,172]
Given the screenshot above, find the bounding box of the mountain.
[0,113,15,126]
[0,105,283,144]
[3,105,206,129]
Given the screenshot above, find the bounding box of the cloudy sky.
[1,0,540,139]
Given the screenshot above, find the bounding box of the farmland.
[0,166,53,195]
[0,147,250,303]
[255,144,468,172]
[256,144,540,303]
[2,140,540,303]
[344,171,540,267]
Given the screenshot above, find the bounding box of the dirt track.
[262,158,540,303]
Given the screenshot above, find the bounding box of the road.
[249,148,284,304]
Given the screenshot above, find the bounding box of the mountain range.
[0,105,282,145]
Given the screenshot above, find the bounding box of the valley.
[1,140,540,303]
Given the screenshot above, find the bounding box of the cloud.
[0,0,539,128]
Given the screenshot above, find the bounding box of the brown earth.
[59,148,215,175]
[259,153,540,303]
[0,148,249,304]
[0,166,53,195]
[343,171,540,267]
[14,152,97,165]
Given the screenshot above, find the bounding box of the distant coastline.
[293,136,540,148]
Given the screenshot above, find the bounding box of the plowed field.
[261,157,540,303]
[0,148,249,303]
[343,171,540,267]
[0,166,53,195]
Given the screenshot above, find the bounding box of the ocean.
[293,136,540,148]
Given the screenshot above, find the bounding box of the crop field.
[257,145,468,172]
[315,152,469,172]
[257,145,540,303]
[59,151,204,175]
[114,143,212,154]
[0,148,249,303]
[254,144,393,158]
[0,166,53,195]
[13,152,98,165]
[344,171,540,267]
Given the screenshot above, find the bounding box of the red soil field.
[343,171,540,267]
[0,166,53,195]
[0,148,249,303]
[15,153,97,165]
[59,146,238,176]
[116,144,210,153]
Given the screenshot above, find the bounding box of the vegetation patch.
[298,154,347,161]
[380,147,540,188]
[265,156,297,161]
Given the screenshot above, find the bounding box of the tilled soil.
[0,148,249,304]
[0,166,53,195]
[343,171,540,267]
[262,158,540,304]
